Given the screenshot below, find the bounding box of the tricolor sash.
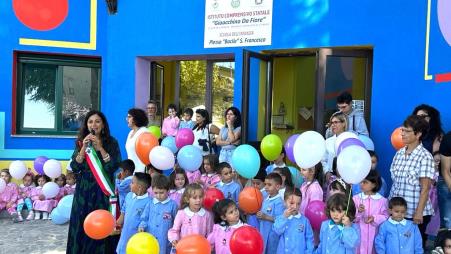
[85,145,118,218]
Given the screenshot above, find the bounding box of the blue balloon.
[231,145,260,179]
[51,207,69,225]
[177,145,203,172]
[161,136,178,154]
[288,166,304,188]
[358,134,375,151]
[58,194,73,220]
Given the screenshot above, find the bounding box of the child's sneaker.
[26,211,34,220]
[34,212,40,220]
[42,212,49,220]
[12,213,22,223]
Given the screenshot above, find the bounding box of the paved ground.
[0,218,68,254]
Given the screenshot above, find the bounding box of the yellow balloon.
[260,134,283,161]
[126,232,159,254]
[147,126,161,139]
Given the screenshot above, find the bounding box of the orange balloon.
[135,132,159,165]
[83,209,115,240]
[238,187,263,214]
[176,234,211,254]
[391,127,405,150]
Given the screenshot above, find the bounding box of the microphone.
[88,129,95,146]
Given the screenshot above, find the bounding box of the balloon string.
[345,184,352,216]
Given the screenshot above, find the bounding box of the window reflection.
[212,62,234,127]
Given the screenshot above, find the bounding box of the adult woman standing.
[412,104,444,153]
[67,110,122,254]
[125,108,149,173]
[216,107,241,163]
[389,115,435,245]
[322,112,348,177]
[192,109,219,156]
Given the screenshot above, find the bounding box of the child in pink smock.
[31,175,55,220]
[0,169,19,221]
[54,174,66,202]
[16,171,35,221]
[169,168,187,206]
[353,170,389,254]
[168,183,214,251]
[161,104,180,137]
[64,172,76,195]
[198,154,220,189]
[186,170,201,184]
[207,199,246,254]
[299,162,324,214]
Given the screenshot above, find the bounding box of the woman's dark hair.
[224,107,242,129]
[412,104,443,140]
[273,167,294,188]
[368,150,378,160]
[326,193,356,222]
[77,110,111,147]
[169,168,188,189]
[403,115,429,140]
[212,199,237,225]
[128,108,149,127]
[363,170,382,193]
[34,174,51,186]
[332,157,339,177]
[193,109,211,130]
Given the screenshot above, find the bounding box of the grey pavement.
[0,218,68,254]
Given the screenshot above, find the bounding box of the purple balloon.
[284,134,299,163]
[305,200,327,231]
[337,138,365,156]
[34,156,49,175]
[175,128,195,149]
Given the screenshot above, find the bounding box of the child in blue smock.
[116,172,151,254]
[247,169,267,229]
[316,193,360,254]
[273,187,314,254]
[257,173,285,254]
[115,159,135,208]
[374,197,423,254]
[139,174,178,254]
[179,108,195,130]
[216,162,242,203]
[265,148,286,174]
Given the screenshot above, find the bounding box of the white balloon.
[293,131,326,169]
[42,182,59,198]
[334,132,358,154]
[43,159,62,178]
[337,145,371,184]
[325,136,336,154]
[149,146,175,170]
[0,178,6,193]
[9,160,27,179]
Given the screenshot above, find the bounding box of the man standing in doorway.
[326,91,369,138]
[147,100,160,127]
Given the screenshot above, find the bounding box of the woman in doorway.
[322,112,348,181]
[192,109,219,156]
[125,108,149,173]
[216,107,242,164]
[67,110,122,254]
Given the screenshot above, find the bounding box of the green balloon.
[147,126,161,139]
[260,134,283,161]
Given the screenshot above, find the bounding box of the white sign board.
[204,0,273,48]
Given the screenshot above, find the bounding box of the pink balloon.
[304,200,327,231]
[175,128,194,149]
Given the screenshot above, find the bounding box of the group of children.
[112,147,451,254]
[0,168,76,222]
[161,104,195,137]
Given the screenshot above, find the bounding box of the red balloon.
[230,226,263,254]
[203,188,225,210]
[391,127,404,150]
[304,200,328,231]
[175,128,195,148]
[238,187,263,214]
[176,234,211,254]
[135,132,159,165]
[83,209,115,240]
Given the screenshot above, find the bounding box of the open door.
[150,62,165,123]
[316,49,373,134]
[241,50,273,144]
